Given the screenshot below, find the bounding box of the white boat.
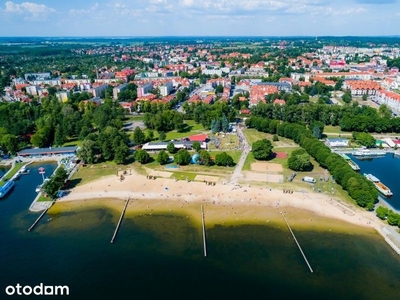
[339,153,360,171]
[364,173,393,197]
[35,184,42,193]
[353,149,386,157]
[19,166,30,174]
[36,178,50,192]
[0,180,15,198]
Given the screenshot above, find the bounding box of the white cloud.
[4,1,56,19]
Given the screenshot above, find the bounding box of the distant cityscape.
[2,36,400,115]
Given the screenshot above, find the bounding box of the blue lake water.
[349,153,400,210]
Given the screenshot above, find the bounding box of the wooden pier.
[201,205,207,257]
[28,207,49,232]
[281,212,314,273]
[110,198,130,244]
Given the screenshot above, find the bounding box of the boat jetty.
[339,153,360,171]
[364,173,393,197]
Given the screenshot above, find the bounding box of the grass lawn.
[242,153,256,171]
[221,150,242,164]
[0,162,25,187]
[37,194,52,202]
[63,137,82,147]
[169,171,197,181]
[70,161,127,186]
[144,150,241,176]
[125,115,145,121]
[323,125,345,134]
[158,120,208,142]
[242,128,269,146]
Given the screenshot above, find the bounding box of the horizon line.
[0,35,400,38]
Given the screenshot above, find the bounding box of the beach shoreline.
[57,169,375,227]
[52,167,400,255]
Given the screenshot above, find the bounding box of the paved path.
[230,126,250,184]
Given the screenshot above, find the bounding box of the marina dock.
[28,207,49,232]
[281,212,314,273]
[110,198,130,243]
[201,205,207,257]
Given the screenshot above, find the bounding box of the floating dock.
[110,198,129,243]
[201,205,207,257]
[281,212,313,273]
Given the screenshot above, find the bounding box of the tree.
[342,90,352,103]
[158,131,166,142]
[114,142,130,164]
[287,149,312,171]
[215,84,224,94]
[312,126,321,139]
[211,119,221,134]
[167,141,176,154]
[362,94,368,101]
[78,140,99,164]
[252,139,273,160]
[353,132,375,148]
[42,166,68,199]
[198,150,211,166]
[215,152,234,166]
[221,115,230,133]
[379,104,392,118]
[54,125,66,147]
[1,134,18,154]
[133,126,145,145]
[146,129,154,142]
[192,141,201,152]
[157,150,170,165]
[376,206,389,220]
[174,149,191,165]
[134,149,150,164]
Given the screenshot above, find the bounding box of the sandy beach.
[56,168,377,229]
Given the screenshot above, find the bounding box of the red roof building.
[189,134,208,142]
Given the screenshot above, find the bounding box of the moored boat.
[364,173,393,197]
[19,166,30,174]
[0,180,15,198]
[353,149,386,157]
[339,153,360,171]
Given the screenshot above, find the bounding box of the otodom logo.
[5,283,70,296]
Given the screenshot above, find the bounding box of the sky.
[0,0,399,37]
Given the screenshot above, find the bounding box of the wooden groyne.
[110,198,129,244]
[281,212,314,273]
[28,207,49,232]
[201,205,207,257]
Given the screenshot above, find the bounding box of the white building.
[56,91,69,102]
[25,85,39,96]
[113,83,128,100]
[137,83,154,97]
[91,84,109,98]
[159,82,173,97]
[326,138,349,148]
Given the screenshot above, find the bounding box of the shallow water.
[2,162,400,300]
